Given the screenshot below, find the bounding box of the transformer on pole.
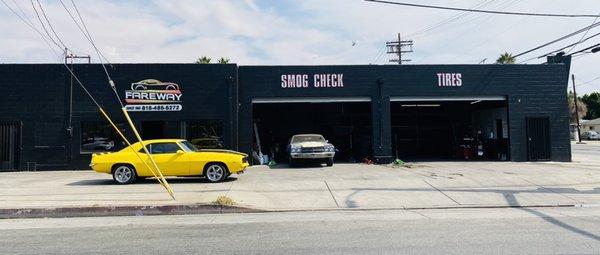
[386,33,413,64]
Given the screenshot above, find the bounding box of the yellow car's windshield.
[179,140,199,152]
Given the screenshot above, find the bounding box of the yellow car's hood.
[197,149,248,157]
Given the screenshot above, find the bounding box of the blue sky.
[0,0,599,94]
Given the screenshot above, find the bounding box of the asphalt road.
[1,207,600,254]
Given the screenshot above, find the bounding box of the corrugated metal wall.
[0,123,19,171]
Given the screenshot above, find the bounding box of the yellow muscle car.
[90,139,249,184]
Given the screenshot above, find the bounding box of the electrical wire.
[56,0,111,65]
[364,0,600,18]
[406,0,496,38]
[406,0,496,37]
[11,0,36,29]
[1,0,61,56]
[2,0,175,199]
[434,0,522,62]
[514,21,600,59]
[535,31,600,60]
[567,42,600,56]
[29,0,63,51]
[35,0,68,50]
[566,13,600,54]
[578,74,600,87]
[57,0,123,107]
[372,45,387,63]
[68,0,112,67]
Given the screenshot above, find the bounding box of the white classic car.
[288,134,335,167]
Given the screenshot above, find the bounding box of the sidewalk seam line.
[324,181,340,208]
[423,179,462,206]
[518,177,581,203]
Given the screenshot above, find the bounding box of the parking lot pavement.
[572,141,600,164]
[1,144,600,215]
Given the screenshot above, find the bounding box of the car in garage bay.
[288,134,335,167]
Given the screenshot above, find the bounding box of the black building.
[0,61,571,171]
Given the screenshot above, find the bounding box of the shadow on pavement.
[266,163,330,169]
[68,177,238,186]
[343,185,600,241]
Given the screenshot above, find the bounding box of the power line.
[11,0,36,28]
[364,0,600,18]
[30,0,63,51]
[578,75,600,87]
[1,0,61,56]
[2,0,175,198]
[535,30,600,59]
[406,0,497,38]
[67,0,112,67]
[34,0,68,50]
[514,21,600,59]
[57,0,122,107]
[566,13,600,54]
[57,0,112,66]
[567,42,600,56]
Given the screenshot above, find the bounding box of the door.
[0,123,20,171]
[526,117,551,161]
[144,142,190,176]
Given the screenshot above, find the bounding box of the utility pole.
[63,48,91,137]
[386,33,413,64]
[572,74,583,143]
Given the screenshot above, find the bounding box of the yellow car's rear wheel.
[112,164,137,184]
[204,163,228,183]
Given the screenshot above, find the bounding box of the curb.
[0,203,583,219]
[0,204,266,219]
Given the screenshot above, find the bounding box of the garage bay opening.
[252,98,372,165]
[391,97,509,161]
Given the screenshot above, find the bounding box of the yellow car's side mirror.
[176,150,185,154]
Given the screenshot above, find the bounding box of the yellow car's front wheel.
[204,163,228,183]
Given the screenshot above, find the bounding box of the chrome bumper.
[291,152,335,159]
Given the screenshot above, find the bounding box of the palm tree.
[217,57,230,64]
[195,56,211,64]
[496,52,516,64]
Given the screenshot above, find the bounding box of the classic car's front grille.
[301,147,325,153]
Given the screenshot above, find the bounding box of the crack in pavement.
[422,179,462,205]
[324,181,340,208]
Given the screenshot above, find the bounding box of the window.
[147,143,181,154]
[180,141,199,152]
[184,120,224,149]
[81,121,125,153]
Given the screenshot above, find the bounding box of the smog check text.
[281,74,344,88]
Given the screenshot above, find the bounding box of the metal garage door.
[0,123,20,171]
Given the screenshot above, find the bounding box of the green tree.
[217,57,230,64]
[568,92,588,123]
[195,56,211,64]
[496,52,516,64]
[581,92,600,119]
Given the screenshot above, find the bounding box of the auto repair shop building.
[0,60,571,170]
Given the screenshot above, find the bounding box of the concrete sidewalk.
[2,160,600,218]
